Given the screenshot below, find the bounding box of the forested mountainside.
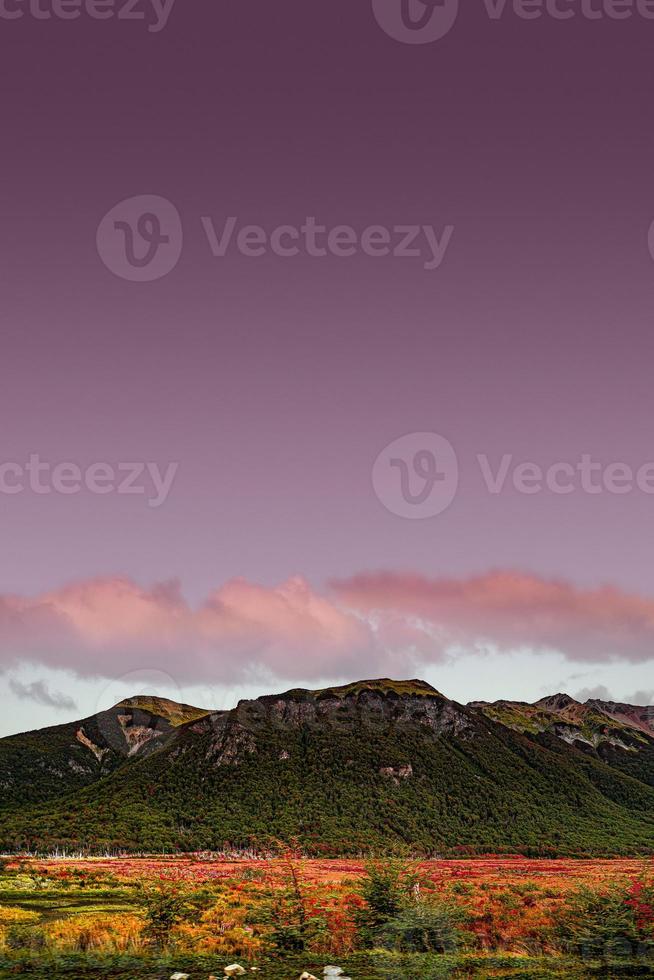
[1,679,652,856]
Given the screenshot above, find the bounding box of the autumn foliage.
[0,854,653,974]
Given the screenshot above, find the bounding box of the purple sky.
[1,1,654,733]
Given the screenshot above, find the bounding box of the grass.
[0,954,617,979]
[0,953,644,979]
[0,857,651,979]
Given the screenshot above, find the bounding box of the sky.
[1,1,654,735]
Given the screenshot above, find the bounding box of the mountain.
[0,697,210,807]
[0,679,653,857]
[471,692,654,788]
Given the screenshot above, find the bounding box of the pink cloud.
[331,570,654,664]
[0,575,377,684]
[0,570,652,688]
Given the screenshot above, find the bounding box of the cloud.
[574,684,654,706]
[574,685,613,703]
[8,678,77,711]
[0,576,382,686]
[0,570,653,689]
[630,690,654,706]
[331,570,654,665]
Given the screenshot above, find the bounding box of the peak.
[118,695,176,707]
[586,697,640,710]
[115,696,210,727]
[534,693,579,711]
[330,678,442,697]
[272,678,444,702]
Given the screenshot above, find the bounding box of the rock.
[299,973,319,980]
[170,974,190,980]
[224,967,247,977]
[379,763,413,783]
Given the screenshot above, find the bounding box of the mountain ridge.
[1,679,653,856]
[5,679,652,740]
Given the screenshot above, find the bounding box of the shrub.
[556,882,654,964]
[240,867,266,882]
[378,898,469,955]
[357,949,461,979]
[45,913,144,953]
[355,859,418,945]
[172,895,264,959]
[137,880,192,948]
[0,906,40,925]
[627,877,654,936]
[2,923,46,952]
[269,922,307,952]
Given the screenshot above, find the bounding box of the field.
[0,854,652,978]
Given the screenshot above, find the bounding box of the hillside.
[0,699,210,807]
[0,680,652,856]
[472,692,654,788]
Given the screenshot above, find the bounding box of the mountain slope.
[0,679,653,856]
[471,692,654,787]
[0,698,210,808]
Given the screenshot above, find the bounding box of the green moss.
[115,698,210,727]
[305,679,442,700]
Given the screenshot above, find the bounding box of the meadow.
[0,853,652,978]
